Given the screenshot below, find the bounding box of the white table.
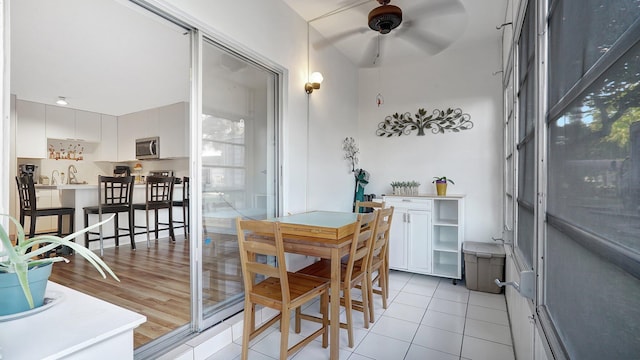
[0,282,146,359]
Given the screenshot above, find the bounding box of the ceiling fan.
[311,0,466,66]
[367,0,403,35]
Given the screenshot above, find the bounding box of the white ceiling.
[10,0,191,116]
[10,0,507,116]
[282,0,507,68]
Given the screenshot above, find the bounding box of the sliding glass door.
[199,37,278,323]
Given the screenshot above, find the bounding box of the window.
[515,1,536,269]
[506,0,640,358]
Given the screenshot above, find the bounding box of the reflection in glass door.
[200,38,278,321]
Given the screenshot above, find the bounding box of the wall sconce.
[305,72,324,94]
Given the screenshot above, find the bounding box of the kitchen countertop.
[36,183,183,189]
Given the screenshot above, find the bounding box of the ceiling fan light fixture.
[368,4,402,34]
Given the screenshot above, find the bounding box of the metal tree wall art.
[376,108,473,137]
[342,137,359,172]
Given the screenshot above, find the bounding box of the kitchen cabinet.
[75,109,101,142]
[117,102,189,161]
[117,110,151,161]
[16,100,47,158]
[97,114,118,161]
[46,105,101,142]
[157,102,189,158]
[384,195,464,281]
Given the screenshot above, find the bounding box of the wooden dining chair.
[294,211,377,348]
[236,218,330,360]
[354,200,385,214]
[365,206,394,322]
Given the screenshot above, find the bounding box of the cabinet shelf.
[385,195,464,280]
[432,263,458,278]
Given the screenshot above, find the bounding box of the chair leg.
[183,203,189,237]
[114,214,120,247]
[84,212,90,247]
[294,307,301,334]
[68,212,74,236]
[168,206,175,242]
[145,208,151,248]
[344,286,354,348]
[57,215,63,236]
[380,266,388,310]
[361,278,370,329]
[280,308,291,360]
[29,215,36,239]
[128,209,136,250]
[241,300,253,360]
[321,292,329,348]
[368,270,376,323]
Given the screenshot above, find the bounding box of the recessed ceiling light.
[56,96,68,106]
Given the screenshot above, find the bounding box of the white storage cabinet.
[384,195,464,282]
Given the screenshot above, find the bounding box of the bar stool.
[172,176,189,238]
[83,175,136,256]
[133,176,175,246]
[15,175,75,241]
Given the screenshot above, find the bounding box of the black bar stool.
[83,176,136,256]
[172,176,189,239]
[133,176,176,247]
[15,175,75,252]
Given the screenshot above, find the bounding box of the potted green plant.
[432,176,455,196]
[0,214,119,316]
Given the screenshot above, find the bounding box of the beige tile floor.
[206,270,515,360]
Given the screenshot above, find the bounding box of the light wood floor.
[49,232,244,348]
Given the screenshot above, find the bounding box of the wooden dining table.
[272,210,360,360]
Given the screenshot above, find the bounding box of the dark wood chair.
[83,175,136,256]
[236,218,330,360]
[133,176,175,247]
[172,176,189,238]
[15,175,75,242]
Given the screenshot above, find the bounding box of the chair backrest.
[182,176,189,204]
[236,218,290,303]
[368,206,394,264]
[16,175,37,212]
[145,176,175,206]
[344,211,376,278]
[98,175,134,208]
[355,200,385,214]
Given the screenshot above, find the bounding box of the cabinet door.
[16,100,47,158]
[98,115,118,161]
[75,110,101,142]
[46,105,75,139]
[388,207,408,270]
[407,210,432,274]
[157,102,188,158]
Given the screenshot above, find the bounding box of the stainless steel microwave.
[136,136,159,160]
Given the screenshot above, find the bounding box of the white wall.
[357,40,504,243]
[157,0,359,214]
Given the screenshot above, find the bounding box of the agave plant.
[0,214,119,309]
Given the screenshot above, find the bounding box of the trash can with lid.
[463,241,506,293]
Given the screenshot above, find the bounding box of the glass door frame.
[189,30,284,331]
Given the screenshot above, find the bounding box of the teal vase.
[0,263,52,316]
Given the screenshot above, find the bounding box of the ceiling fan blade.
[312,27,368,50]
[399,28,451,55]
